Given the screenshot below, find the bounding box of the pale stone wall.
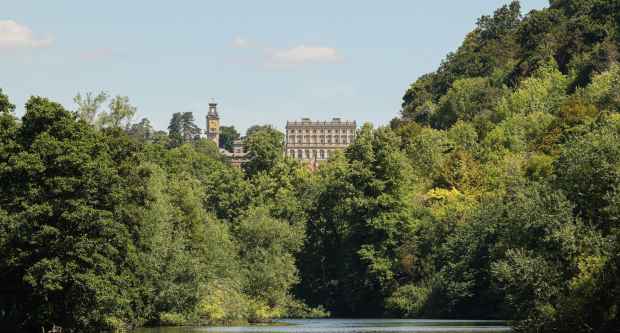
[285,118,356,161]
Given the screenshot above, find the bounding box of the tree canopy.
[2,1,620,332]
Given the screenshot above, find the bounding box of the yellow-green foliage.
[158,312,187,326]
[246,299,283,323]
[496,62,568,117]
[197,280,285,324]
[103,316,129,332]
[525,153,555,181]
[582,64,620,112]
[198,281,249,322]
[424,187,476,223]
[385,283,431,317]
[483,111,554,153]
[570,255,607,295]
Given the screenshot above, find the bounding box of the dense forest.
[1,0,620,332]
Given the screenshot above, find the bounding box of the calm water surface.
[134,319,510,333]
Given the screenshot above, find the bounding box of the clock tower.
[206,100,220,146]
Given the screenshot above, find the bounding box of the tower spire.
[208,98,219,117]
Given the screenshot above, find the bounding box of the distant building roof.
[286,118,356,127]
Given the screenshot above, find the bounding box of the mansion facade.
[285,118,356,161]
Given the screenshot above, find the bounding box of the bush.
[158,312,187,326]
[283,299,330,319]
[385,283,431,317]
[103,316,129,332]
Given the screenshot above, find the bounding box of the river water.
[134,319,511,333]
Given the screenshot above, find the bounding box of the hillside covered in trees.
[1,1,620,332]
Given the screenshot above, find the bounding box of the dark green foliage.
[0,93,310,332]
[298,124,415,316]
[401,0,620,130]
[245,124,274,137]
[0,88,15,114]
[0,96,140,331]
[219,125,240,151]
[127,118,155,143]
[167,112,202,147]
[555,120,620,232]
[431,77,505,129]
[379,1,620,332]
[2,2,620,332]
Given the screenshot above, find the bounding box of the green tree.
[167,112,202,148]
[243,127,284,177]
[128,118,154,143]
[432,77,504,129]
[0,96,142,331]
[74,91,108,124]
[236,208,303,307]
[246,124,274,137]
[554,120,620,233]
[97,95,137,129]
[298,124,415,316]
[219,125,240,151]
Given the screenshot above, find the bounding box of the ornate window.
[297,150,303,159]
[320,150,325,159]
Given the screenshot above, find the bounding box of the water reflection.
[134,319,510,333]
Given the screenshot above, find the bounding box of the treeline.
[0,91,324,332]
[293,1,619,332]
[1,1,620,332]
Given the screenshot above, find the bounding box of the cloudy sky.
[1,0,548,134]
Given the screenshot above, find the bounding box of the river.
[133,319,511,333]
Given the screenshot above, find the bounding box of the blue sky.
[1,0,548,134]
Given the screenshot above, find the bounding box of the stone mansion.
[285,118,356,161]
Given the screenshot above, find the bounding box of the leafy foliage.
[219,125,240,151]
[0,93,314,332]
[381,1,620,331]
[243,126,285,178]
[2,2,620,332]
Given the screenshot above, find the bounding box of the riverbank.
[132,319,511,333]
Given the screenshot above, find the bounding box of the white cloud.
[232,36,250,48]
[231,36,343,68]
[0,20,53,49]
[269,45,343,66]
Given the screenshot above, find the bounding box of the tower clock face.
[209,120,218,130]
